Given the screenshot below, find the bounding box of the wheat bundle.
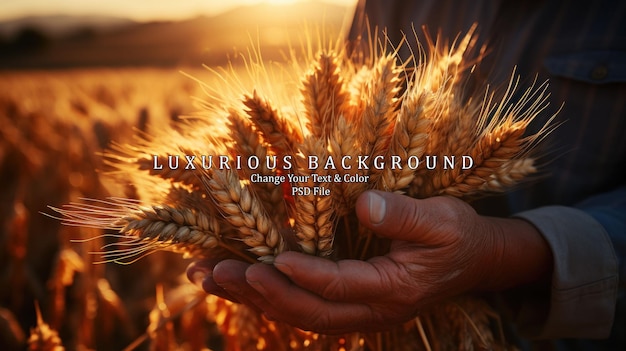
[49,28,557,350]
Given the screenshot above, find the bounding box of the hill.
[0,14,136,38]
[0,2,350,69]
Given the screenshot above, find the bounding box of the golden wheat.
[243,91,303,159]
[292,137,336,256]
[225,109,289,225]
[28,303,65,351]
[301,51,350,138]
[201,167,286,262]
[329,114,363,216]
[47,28,559,351]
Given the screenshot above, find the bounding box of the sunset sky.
[0,0,357,21]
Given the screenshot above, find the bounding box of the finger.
[186,259,218,287]
[212,260,265,312]
[272,251,402,302]
[186,259,241,303]
[355,190,461,241]
[244,262,382,334]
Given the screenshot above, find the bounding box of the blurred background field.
[0,1,354,349]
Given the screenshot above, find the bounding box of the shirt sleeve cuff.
[512,206,618,339]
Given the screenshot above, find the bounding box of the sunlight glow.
[0,0,358,21]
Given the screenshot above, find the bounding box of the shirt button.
[590,65,608,81]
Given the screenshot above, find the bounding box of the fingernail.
[368,192,386,224]
[274,262,293,277]
[191,271,207,290]
[247,279,266,294]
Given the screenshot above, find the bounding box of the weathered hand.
[187,190,551,334]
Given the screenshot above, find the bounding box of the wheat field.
[1,28,556,351]
[0,67,237,350]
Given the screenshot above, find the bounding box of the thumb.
[355,190,456,241]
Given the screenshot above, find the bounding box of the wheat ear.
[48,198,230,264]
[420,25,478,94]
[301,51,350,138]
[243,91,302,159]
[358,54,403,185]
[225,110,287,225]
[329,114,364,216]
[438,77,555,197]
[292,138,335,256]
[201,168,284,263]
[28,302,65,351]
[376,82,430,192]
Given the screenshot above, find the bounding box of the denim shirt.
[349,0,626,349]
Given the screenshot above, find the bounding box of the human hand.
[187,190,552,334]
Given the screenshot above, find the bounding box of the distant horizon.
[0,0,352,69]
[0,0,356,22]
